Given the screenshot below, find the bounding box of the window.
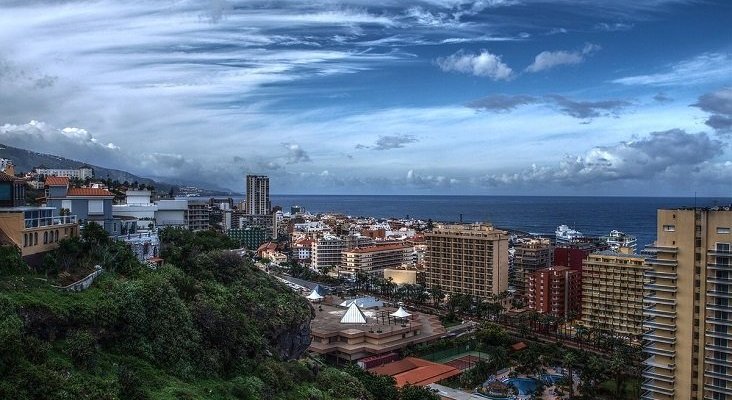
[61,200,72,212]
[663,225,676,232]
[88,200,104,215]
[43,231,48,244]
[719,227,731,234]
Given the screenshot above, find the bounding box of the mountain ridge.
[0,143,236,196]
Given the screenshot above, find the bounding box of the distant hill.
[0,143,235,196]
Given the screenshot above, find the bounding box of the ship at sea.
[602,229,638,253]
[555,224,583,243]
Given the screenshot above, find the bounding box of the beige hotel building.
[425,223,509,299]
[641,207,732,400]
[581,249,648,338]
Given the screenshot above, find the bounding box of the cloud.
[692,87,732,134]
[0,120,123,166]
[594,22,633,31]
[481,129,724,186]
[435,50,513,80]
[358,134,419,150]
[653,92,673,103]
[612,52,732,86]
[283,142,311,163]
[526,43,600,73]
[545,95,631,119]
[406,169,457,189]
[467,94,539,112]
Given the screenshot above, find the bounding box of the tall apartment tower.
[527,266,581,319]
[513,238,553,298]
[425,224,509,299]
[641,207,732,400]
[245,175,270,215]
[581,249,648,338]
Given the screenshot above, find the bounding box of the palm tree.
[562,351,578,399]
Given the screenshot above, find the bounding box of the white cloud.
[612,52,732,86]
[436,50,513,80]
[526,43,600,73]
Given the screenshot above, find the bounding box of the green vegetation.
[0,228,439,399]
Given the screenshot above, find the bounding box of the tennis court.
[444,354,482,371]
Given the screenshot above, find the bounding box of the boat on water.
[603,229,637,253]
[555,224,583,243]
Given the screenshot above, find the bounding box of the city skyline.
[1,0,731,195]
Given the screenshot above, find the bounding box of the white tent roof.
[390,306,411,319]
[306,289,324,300]
[340,302,367,324]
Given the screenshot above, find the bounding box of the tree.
[0,246,26,276]
[429,285,444,308]
[562,351,578,399]
[400,384,440,400]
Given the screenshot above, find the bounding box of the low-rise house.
[44,176,121,236]
[0,172,78,266]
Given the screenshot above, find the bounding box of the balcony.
[640,379,675,397]
[643,319,677,332]
[646,258,678,267]
[643,305,676,319]
[644,292,677,306]
[707,276,732,285]
[707,330,732,341]
[704,355,732,368]
[643,355,676,371]
[707,291,732,299]
[704,383,732,396]
[642,366,675,384]
[708,263,732,271]
[706,318,732,327]
[644,245,678,254]
[704,368,732,381]
[644,282,677,293]
[644,344,676,358]
[643,330,676,345]
[706,303,732,312]
[705,344,732,355]
[645,270,677,280]
[24,214,77,229]
[709,248,732,256]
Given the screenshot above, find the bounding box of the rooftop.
[345,243,412,254]
[591,250,646,260]
[67,187,114,197]
[0,172,20,182]
[370,357,461,388]
[45,176,70,186]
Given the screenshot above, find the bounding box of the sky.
[0,0,731,196]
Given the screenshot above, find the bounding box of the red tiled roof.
[66,188,114,197]
[370,357,461,388]
[0,172,19,182]
[45,176,70,186]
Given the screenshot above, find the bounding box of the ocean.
[269,195,732,248]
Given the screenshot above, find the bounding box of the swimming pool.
[504,377,538,395]
[541,374,564,385]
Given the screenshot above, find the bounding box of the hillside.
[0,143,234,196]
[0,227,438,400]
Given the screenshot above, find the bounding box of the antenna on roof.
[459,213,463,223]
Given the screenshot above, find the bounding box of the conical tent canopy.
[306,289,324,301]
[312,284,325,295]
[340,302,367,324]
[390,306,411,319]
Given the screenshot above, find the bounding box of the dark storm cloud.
[692,87,732,134]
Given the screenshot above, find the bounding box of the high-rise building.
[641,207,732,400]
[581,249,648,338]
[513,238,553,298]
[425,224,509,299]
[245,175,270,215]
[527,266,581,319]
